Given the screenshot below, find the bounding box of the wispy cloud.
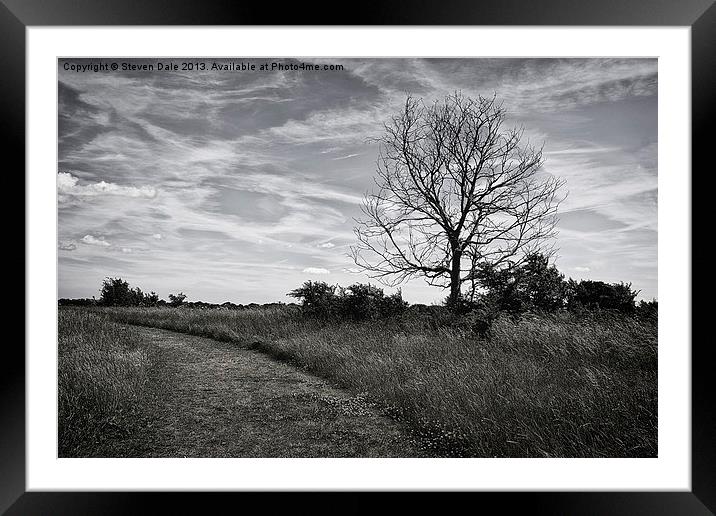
[302,267,330,275]
[58,241,77,251]
[58,58,657,302]
[58,172,157,201]
[81,234,110,247]
[544,146,621,156]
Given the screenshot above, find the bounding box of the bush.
[287,281,339,318]
[287,281,407,320]
[381,290,409,318]
[442,293,483,315]
[342,283,382,319]
[473,265,524,314]
[474,253,566,314]
[470,254,644,317]
[636,299,658,320]
[168,292,187,307]
[342,283,407,320]
[565,279,638,313]
[142,291,160,307]
[100,277,139,306]
[99,277,162,307]
[520,253,567,311]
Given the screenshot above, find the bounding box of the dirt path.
[110,326,421,457]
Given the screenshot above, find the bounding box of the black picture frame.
[4,1,713,513]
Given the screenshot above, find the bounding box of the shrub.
[381,289,409,318]
[471,254,644,317]
[473,264,524,314]
[142,291,160,307]
[636,299,658,320]
[442,293,483,315]
[168,292,187,307]
[565,279,638,313]
[343,283,407,320]
[99,277,137,306]
[287,281,339,318]
[473,253,566,314]
[342,283,383,320]
[520,253,566,311]
[98,277,162,307]
[287,281,407,320]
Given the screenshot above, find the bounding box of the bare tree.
[351,92,566,307]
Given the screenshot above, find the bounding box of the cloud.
[264,104,385,146]
[574,266,591,272]
[302,267,330,274]
[121,247,133,253]
[224,169,364,206]
[544,146,621,156]
[319,146,342,154]
[81,234,110,247]
[58,172,157,200]
[57,58,657,304]
[58,241,77,251]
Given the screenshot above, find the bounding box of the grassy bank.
[58,309,155,457]
[100,305,657,457]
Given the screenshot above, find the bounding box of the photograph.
[57,57,658,459]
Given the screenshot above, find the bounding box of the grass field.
[58,309,157,456]
[75,305,658,457]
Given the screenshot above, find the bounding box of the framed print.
[4,0,714,513]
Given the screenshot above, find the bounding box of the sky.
[58,58,657,304]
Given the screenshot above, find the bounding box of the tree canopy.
[352,92,566,306]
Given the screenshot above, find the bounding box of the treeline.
[469,253,655,315]
[58,277,293,310]
[59,255,657,324]
[286,254,657,323]
[57,297,292,310]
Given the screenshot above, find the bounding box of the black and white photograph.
[57,57,658,459]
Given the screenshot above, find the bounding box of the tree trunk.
[448,248,462,307]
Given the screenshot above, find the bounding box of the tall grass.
[103,306,657,457]
[58,309,153,457]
